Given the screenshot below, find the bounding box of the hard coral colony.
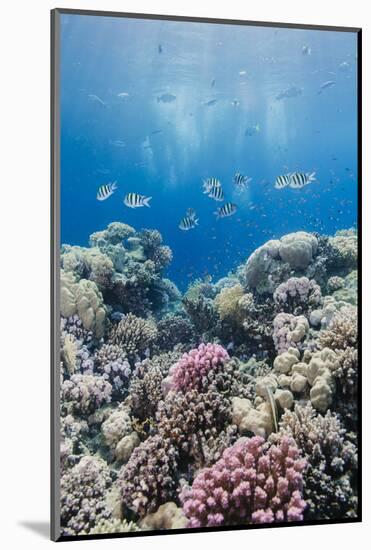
[59,223,359,535]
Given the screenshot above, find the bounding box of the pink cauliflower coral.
[169,343,229,392]
[181,435,306,527]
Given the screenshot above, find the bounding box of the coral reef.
[156,314,196,352]
[59,224,359,535]
[94,343,132,398]
[214,283,245,320]
[128,359,166,420]
[89,518,139,534]
[238,232,318,295]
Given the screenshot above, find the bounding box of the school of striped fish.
[96,168,316,230]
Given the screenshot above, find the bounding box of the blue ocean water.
[60,14,358,290]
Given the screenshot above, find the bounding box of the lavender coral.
[61,374,112,416]
[94,343,132,398]
[273,313,309,354]
[60,456,112,535]
[274,276,322,315]
[181,435,306,527]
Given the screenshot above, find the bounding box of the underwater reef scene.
[59,223,358,535]
[58,14,359,538]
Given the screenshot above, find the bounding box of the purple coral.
[61,374,112,416]
[169,343,229,393]
[94,343,132,398]
[61,455,112,535]
[181,435,306,527]
[274,276,322,315]
[272,313,309,354]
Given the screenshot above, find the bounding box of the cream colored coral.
[274,388,294,410]
[273,347,300,374]
[290,373,307,393]
[140,502,187,530]
[329,233,357,267]
[62,334,77,374]
[231,397,273,438]
[60,270,77,317]
[290,316,309,343]
[279,231,318,269]
[272,346,338,412]
[255,374,278,399]
[306,347,338,385]
[115,432,140,462]
[101,407,139,462]
[75,279,106,338]
[60,270,106,338]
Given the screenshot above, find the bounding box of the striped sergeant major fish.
[203,177,221,193]
[186,208,197,220]
[124,193,152,208]
[203,177,224,201]
[214,202,237,219]
[208,184,224,201]
[233,172,252,188]
[179,215,199,231]
[274,174,292,189]
[96,181,118,201]
[289,172,316,189]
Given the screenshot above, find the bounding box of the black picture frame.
[51,8,362,542]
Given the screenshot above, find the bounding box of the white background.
[0,0,369,548]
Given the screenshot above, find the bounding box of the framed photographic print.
[51,8,361,541]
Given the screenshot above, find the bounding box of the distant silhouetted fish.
[88,94,106,106]
[276,86,302,100]
[204,99,217,106]
[318,80,336,94]
[157,93,176,103]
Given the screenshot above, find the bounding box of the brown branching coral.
[273,403,358,520]
[156,389,237,469]
[117,435,179,518]
[156,314,196,352]
[318,306,358,427]
[319,306,357,351]
[128,359,165,420]
[109,313,158,360]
